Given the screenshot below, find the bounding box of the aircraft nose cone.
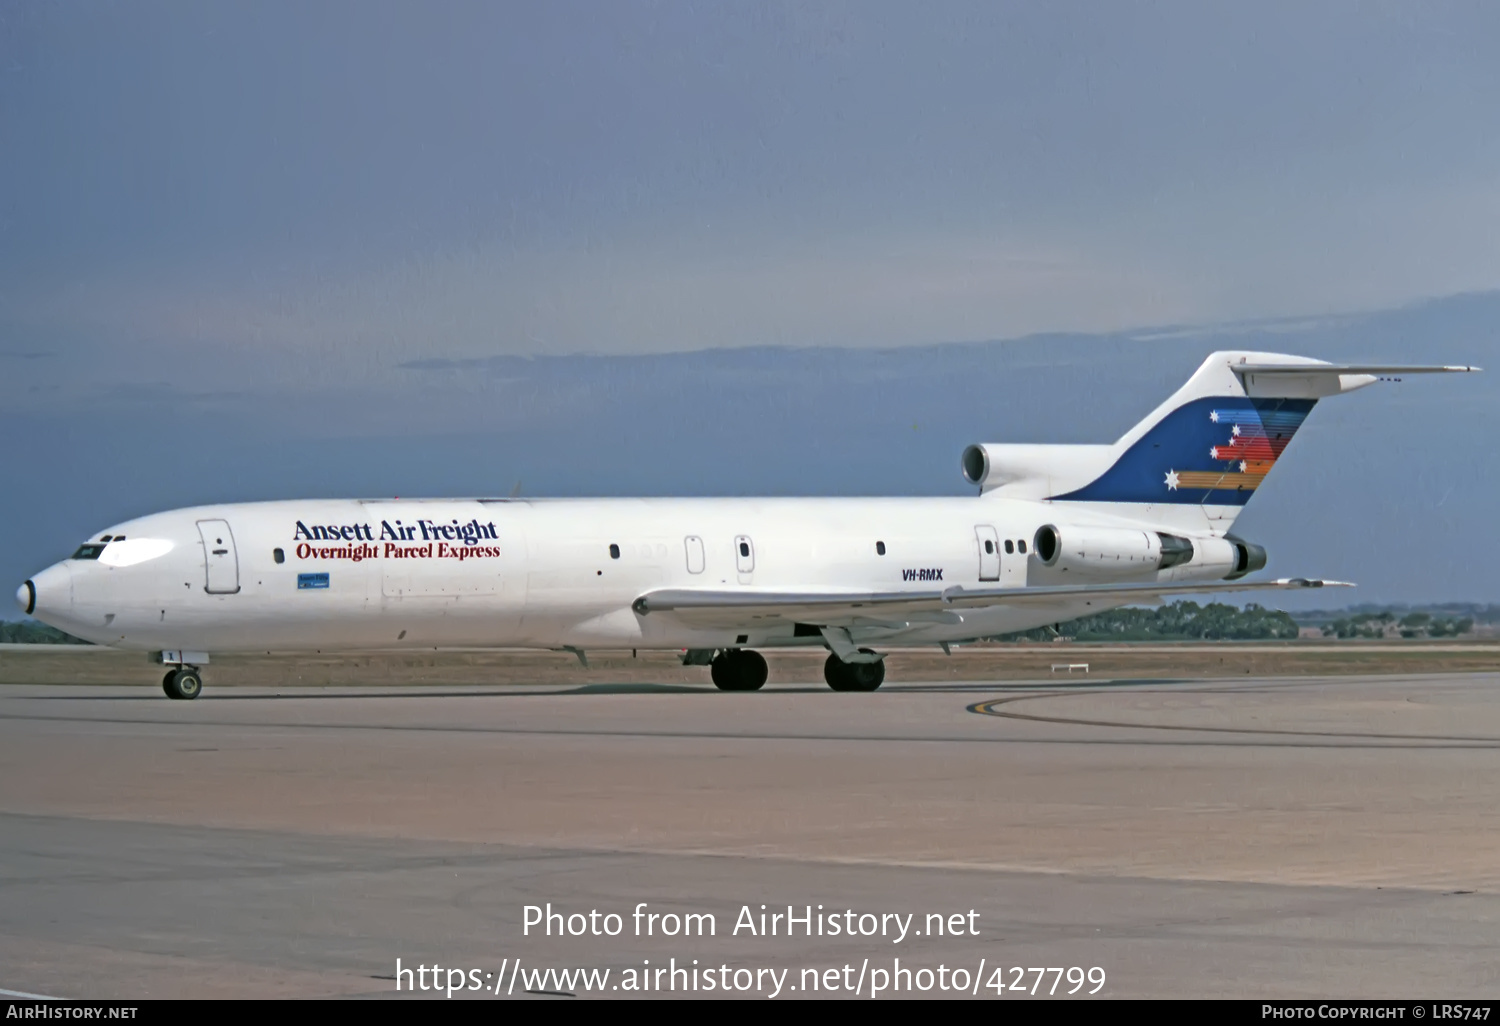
[22,564,72,621]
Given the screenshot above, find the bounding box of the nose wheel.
[162,667,204,700]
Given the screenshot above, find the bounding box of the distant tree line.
[1320,610,1473,639]
[993,601,1301,642]
[0,621,92,645]
[1293,602,1499,627]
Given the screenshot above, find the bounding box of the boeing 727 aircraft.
[15,351,1477,699]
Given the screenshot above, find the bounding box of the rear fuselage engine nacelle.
[1031,525,1267,581]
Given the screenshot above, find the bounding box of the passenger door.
[197,519,241,594]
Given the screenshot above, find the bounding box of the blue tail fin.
[968,351,1475,532]
[1051,396,1315,507]
[1049,352,1337,523]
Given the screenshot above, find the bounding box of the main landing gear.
[701,647,887,692]
[824,653,885,692]
[710,649,769,692]
[162,667,203,701]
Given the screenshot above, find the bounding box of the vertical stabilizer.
[975,351,1474,534]
[1045,351,1340,533]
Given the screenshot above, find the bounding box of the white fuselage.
[22,495,1240,654]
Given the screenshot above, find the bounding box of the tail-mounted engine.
[1031,525,1191,578]
[1032,525,1267,581]
[1224,536,1267,580]
[961,442,1116,496]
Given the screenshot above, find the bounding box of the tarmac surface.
[2,672,1499,999]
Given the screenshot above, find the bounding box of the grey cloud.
[6,4,1500,364]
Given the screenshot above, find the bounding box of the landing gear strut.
[162,667,203,701]
[824,653,885,692]
[710,649,768,692]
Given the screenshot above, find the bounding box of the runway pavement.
[2,672,1498,999]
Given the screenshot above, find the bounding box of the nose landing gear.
[163,667,203,700]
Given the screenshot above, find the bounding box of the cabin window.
[984,540,994,554]
[1004,540,1014,554]
[273,548,285,564]
[609,543,621,559]
[1018,540,1027,554]
[876,541,886,555]
[739,542,750,558]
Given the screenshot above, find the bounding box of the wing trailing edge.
[632,578,1351,629]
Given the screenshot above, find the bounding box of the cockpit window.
[71,544,106,560]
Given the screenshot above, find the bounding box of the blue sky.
[2,2,1498,604]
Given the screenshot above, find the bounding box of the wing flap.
[632,578,1350,629]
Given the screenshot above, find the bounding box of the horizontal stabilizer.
[633,578,1351,630]
[1235,363,1480,375]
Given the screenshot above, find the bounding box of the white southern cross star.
[1209,410,1220,423]
[1232,423,1241,436]
[1239,460,1248,472]
[1165,469,1180,491]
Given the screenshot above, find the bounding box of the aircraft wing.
[631,577,1351,630]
